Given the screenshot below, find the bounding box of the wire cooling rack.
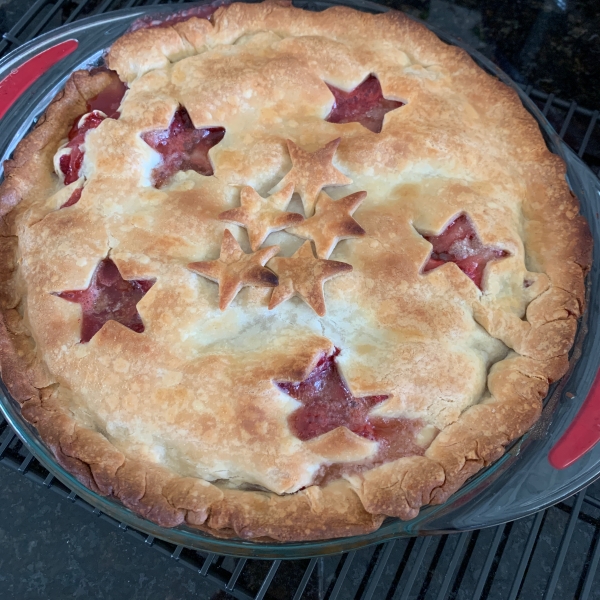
[4,412,600,599]
[1,1,600,599]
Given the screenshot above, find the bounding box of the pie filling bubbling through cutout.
[141,106,225,188]
[422,214,510,290]
[61,187,83,209]
[59,70,128,200]
[277,349,426,483]
[325,74,404,134]
[87,69,128,119]
[59,110,106,187]
[55,259,155,343]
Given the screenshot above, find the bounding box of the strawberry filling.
[60,187,83,209]
[87,70,128,119]
[55,259,155,343]
[277,350,425,473]
[58,71,127,187]
[141,107,225,188]
[422,214,509,289]
[279,350,388,441]
[326,75,404,133]
[60,111,105,186]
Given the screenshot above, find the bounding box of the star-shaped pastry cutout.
[188,229,280,310]
[270,138,352,217]
[419,214,509,290]
[268,241,352,316]
[277,349,388,441]
[141,106,225,188]
[54,258,155,343]
[287,191,366,258]
[218,183,303,251]
[325,74,404,134]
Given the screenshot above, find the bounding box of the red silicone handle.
[549,369,600,469]
[0,39,78,120]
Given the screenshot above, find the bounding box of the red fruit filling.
[277,350,426,481]
[129,2,229,32]
[279,350,388,441]
[141,107,225,188]
[55,259,155,343]
[422,214,509,289]
[60,111,105,185]
[58,71,127,186]
[326,75,404,134]
[60,187,83,209]
[87,71,128,119]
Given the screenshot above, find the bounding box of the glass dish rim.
[0,0,598,559]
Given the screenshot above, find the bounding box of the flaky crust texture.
[0,1,592,541]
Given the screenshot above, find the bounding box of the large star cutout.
[277,350,425,466]
[277,349,388,441]
[188,229,280,310]
[270,138,352,217]
[141,106,225,188]
[420,214,509,290]
[54,258,155,343]
[326,74,404,134]
[218,183,303,251]
[287,191,366,258]
[268,241,352,316]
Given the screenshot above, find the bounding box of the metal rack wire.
[4,413,600,599]
[1,1,600,598]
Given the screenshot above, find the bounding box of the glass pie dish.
[0,0,599,559]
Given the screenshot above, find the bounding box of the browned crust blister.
[0,0,593,542]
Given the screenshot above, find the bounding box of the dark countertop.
[0,0,599,598]
[391,0,600,110]
[0,468,230,599]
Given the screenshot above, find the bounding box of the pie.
[0,0,592,542]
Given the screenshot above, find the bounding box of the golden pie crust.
[0,0,592,541]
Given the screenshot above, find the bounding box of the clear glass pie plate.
[0,0,599,559]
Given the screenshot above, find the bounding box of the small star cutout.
[218,183,303,251]
[141,106,225,188]
[54,258,155,343]
[271,138,352,217]
[419,214,509,290]
[287,191,366,258]
[188,229,280,310]
[326,74,404,133]
[268,241,352,316]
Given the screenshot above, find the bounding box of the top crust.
[0,0,592,541]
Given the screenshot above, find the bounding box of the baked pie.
[0,0,592,541]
